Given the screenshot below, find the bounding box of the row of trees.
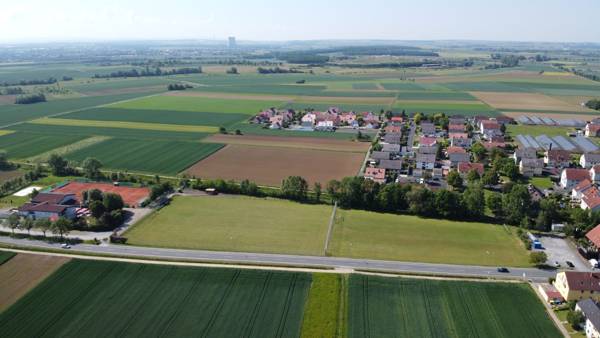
[586,99,600,111]
[93,67,202,79]
[15,93,46,104]
[5,214,71,238]
[257,67,302,74]
[0,87,23,95]
[1,77,57,87]
[48,154,103,179]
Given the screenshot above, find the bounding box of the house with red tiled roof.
[586,123,600,137]
[364,167,386,184]
[18,193,78,220]
[561,168,591,189]
[447,147,470,167]
[457,162,484,176]
[480,120,502,139]
[582,193,600,212]
[419,136,437,147]
[586,224,600,250]
[544,149,571,169]
[390,116,403,123]
[385,125,402,134]
[572,179,595,201]
[448,124,465,133]
[555,271,600,301]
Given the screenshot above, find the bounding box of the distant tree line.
[586,99,600,111]
[15,93,46,104]
[93,66,202,79]
[557,65,600,82]
[257,67,303,74]
[167,83,193,91]
[324,46,439,57]
[0,87,23,95]
[331,60,473,69]
[486,54,523,69]
[1,77,57,87]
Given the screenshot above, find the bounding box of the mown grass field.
[64,139,223,175]
[59,107,249,127]
[348,275,561,338]
[125,196,331,255]
[0,260,311,338]
[329,209,530,267]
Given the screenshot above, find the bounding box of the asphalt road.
[0,236,557,281]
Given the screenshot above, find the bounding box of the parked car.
[566,261,575,268]
[61,243,71,249]
[497,267,509,273]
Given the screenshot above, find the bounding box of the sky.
[1,0,599,43]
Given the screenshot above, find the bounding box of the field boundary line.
[324,202,338,256]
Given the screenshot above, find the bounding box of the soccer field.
[125,196,332,255]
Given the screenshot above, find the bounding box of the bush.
[567,310,584,329]
[529,251,548,266]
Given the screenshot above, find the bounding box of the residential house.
[483,142,506,150]
[480,120,502,140]
[17,193,78,220]
[315,120,335,131]
[384,125,402,134]
[538,284,565,304]
[449,116,465,125]
[457,162,484,176]
[586,123,600,137]
[581,154,600,169]
[586,224,600,251]
[340,112,357,125]
[447,147,470,167]
[416,153,436,170]
[390,116,404,123]
[362,112,381,128]
[572,179,596,201]
[420,122,436,136]
[554,271,600,301]
[448,124,465,133]
[419,136,437,147]
[301,113,317,127]
[513,147,538,164]
[592,165,600,183]
[576,299,600,338]
[382,144,401,154]
[450,136,472,148]
[582,193,600,212]
[378,159,403,174]
[383,132,402,144]
[545,149,571,169]
[364,167,386,184]
[418,145,438,155]
[519,158,544,177]
[561,168,591,189]
[371,151,391,161]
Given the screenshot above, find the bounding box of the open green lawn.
[507,124,574,137]
[300,274,345,338]
[348,275,561,338]
[64,139,223,175]
[60,107,249,127]
[0,260,311,338]
[125,196,332,255]
[111,95,284,114]
[329,209,530,266]
[530,176,555,190]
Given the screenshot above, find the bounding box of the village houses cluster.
[252,107,382,132]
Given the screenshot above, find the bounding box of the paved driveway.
[538,236,590,271]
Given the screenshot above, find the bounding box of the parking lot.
[538,236,591,271]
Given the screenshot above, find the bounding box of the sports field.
[348,275,561,338]
[186,144,365,187]
[125,196,331,255]
[329,209,530,266]
[0,260,311,337]
[51,181,150,207]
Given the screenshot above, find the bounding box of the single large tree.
[82,157,103,179]
[34,218,52,237]
[48,154,69,176]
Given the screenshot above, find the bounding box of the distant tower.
[228,36,237,48]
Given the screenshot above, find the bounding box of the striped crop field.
[30,118,219,133]
[110,95,284,114]
[64,138,224,175]
[0,132,87,159]
[0,260,311,337]
[348,275,562,338]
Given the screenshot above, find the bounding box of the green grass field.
[0,260,311,337]
[64,139,223,175]
[32,117,218,133]
[348,275,561,338]
[329,209,530,266]
[0,132,87,159]
[0,251,16,265]
[395,91,477,101]
[60,107,249,127]
[125,196,331,255]
[392,101,497,116]
[300,274,345,338]
[111,95,284,114]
